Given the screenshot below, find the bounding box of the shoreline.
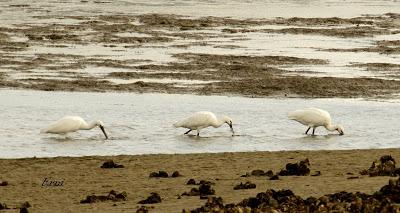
[1,147,400,160]
[1,148,400,212]
[3,86,400,100]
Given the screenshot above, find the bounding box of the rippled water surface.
[2,89,400,158]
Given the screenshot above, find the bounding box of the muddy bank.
[206,76,400,98]
[0,12,399,97]
[3,52,400,98]
[0,13,397,49]
[321,40,400,55]
[350,63,400,72]
[222,13,400,38]
[0,149,400,212]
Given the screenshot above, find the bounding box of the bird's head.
[335,125,344,135]
[95,120,108,139]
[222,115,234,134]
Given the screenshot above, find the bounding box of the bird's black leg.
[312,128,316,135]
[197,130,200,136]
[184,129,192,134]
[305,127,311,134]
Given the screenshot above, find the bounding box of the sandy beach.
[0,149,400,212]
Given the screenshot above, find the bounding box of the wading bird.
[173,111,234,136]
[288,108,344,136]
[41,116,108,139]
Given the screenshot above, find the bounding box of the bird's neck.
[81,122,97,130]
[325,123,336,132]
[212,119,225,128]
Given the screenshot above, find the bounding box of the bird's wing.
[174,111,215,129]
[288,108,330,126]
[41,116,84,133]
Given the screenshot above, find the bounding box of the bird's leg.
[184,129,192,135]
[312,127,316,135]
[197,130,200,136]
[305,127,311,134]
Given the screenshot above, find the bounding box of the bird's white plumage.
[41,116,88,134]
[41,116,108,139]
[174,111,233,136]
[288,108,344,135]
[288,108,331,127]
[174,111,217,129]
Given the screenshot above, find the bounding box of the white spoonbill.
[41,116,108,139]
[173,111,234,136]
[288,108,344,135]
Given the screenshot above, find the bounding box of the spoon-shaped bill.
[99,125,108,139]
[229,123,234,135]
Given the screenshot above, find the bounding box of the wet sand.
[0,149,400,212]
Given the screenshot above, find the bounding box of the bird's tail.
[173,122,180,128]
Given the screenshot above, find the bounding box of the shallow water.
[1,89,400,158]
[1,0,398,21]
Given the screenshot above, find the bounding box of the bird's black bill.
[99,126,108,139]
[229,124,234,135]
[339,131,344,136]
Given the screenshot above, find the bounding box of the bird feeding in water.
[288,108,344,136]
[173,111,234,136]
[41,116,108,139]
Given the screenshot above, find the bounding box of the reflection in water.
[1,90,400,158]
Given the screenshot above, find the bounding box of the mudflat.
[1,12,400,98]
